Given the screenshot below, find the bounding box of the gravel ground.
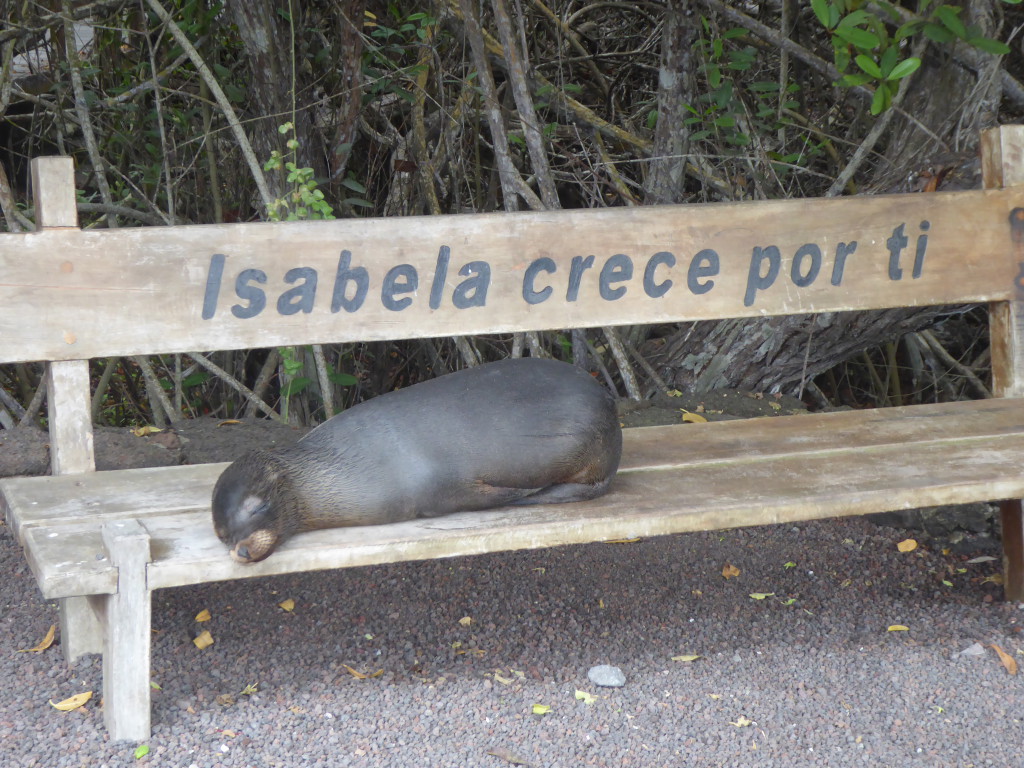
[0,514,1021,768]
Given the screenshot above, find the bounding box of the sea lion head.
[212,451,295,564]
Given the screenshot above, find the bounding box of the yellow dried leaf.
[240,682,259,695]
[49,691,92,711]
[681,410,708,424]
[598,599,605,609]
[604,538,642,544]
[342,664,383,679]
[278,598,295,612]
[18,624,56,653]
[217,419,242,427]
[991,644,1018,676]
[493,671,514,685]
[897,539,918,553]
[532,703,551,715]
[193,630,214,649]
[722,564,741,580]
[671,654,702,663]
[709,694,722,700]
[458,616,473,627]
[194,609,211,622]
[574,689,597,705]
[730,715,753,727]
[131,425,163,437]
[748,592,774,600]
[982,574,1004,585]
[887,625,909,632]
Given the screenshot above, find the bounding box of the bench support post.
[58,597,104,662]
[100,520,152,741]
[982,125,1024,602]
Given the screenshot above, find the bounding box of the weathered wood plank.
[99,519,152,742]
[17,410,1024,599]
[30,157,77,229]
[45,361,95,475]
[6,398,1024,537]
[983,124,1024,602]
[1,187,1021,364]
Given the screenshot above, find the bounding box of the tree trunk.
[649,0,1003,397]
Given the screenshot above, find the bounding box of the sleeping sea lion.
[211,357,622,563]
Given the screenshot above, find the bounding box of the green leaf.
[839,73,874,87]
[934,5,967,38]
[327,371,358,386]
[968,36,1010,55]
[811,0,833,29]
[887,57,921,81]
[855,55,883,78]
[879,45,898,77]
[134,744,150,759]
[870,85,890,115]
[922,22,955,42]
[835,25,881,49]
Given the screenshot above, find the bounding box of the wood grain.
[1,187,1021,364]
[8,398,1024,599]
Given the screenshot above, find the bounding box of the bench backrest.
[3,126,1024,474]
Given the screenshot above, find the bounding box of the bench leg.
[100,520,153,741]
[58,597,104,662]
[1001,500,1024,603]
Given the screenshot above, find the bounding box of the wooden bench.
[2,125,1024,742]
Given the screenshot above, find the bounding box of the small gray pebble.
[588,664,626,687]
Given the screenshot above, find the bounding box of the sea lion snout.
[230,529,280,563]
[212,451,286,561]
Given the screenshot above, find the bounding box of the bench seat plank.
[5,398,1024,600]
[5,398,1024,539]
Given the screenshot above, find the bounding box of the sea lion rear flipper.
[508,477,614,506]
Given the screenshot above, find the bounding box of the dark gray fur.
[212,357,622,562]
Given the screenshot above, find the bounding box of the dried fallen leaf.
[194,609,211,622]
[458,616,473,627]
[604,538,642,544]
[487,748,531,766]
[18,624,56,653]
[532,703,551,715]
[575,689,597,705]
[967,555,997,564]
[730,715,753,727]
[50,691,92,711]
[193,630,214,649]
[681,410,708,424]
[982,574,1004,585]
[887,625,909,632]
[991,644,1018,676]
[671,654,702,663]
[240,682,259,695]
[217,419,242,427]
[897,539,918,553]
[492,671,514,686]
[131,425,163,437]
[278,598,295,612]
[341,664,383,679]
[748,593,774,600]
[722,564,741,580]
[216,694,235,706]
